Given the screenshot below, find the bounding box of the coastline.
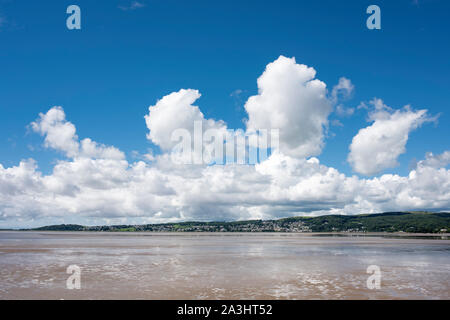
[1,230,449,237]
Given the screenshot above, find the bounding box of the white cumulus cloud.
[145,89,227,149]
[31,107,125,160]
[348,99,433,175]
[417,151,450,169]
[245,56,332,158]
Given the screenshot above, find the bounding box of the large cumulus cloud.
[245,56,332,158]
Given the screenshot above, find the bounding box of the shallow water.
[0,231,449,299]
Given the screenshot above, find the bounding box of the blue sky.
[1,0,448,175]
[0,0,449,227]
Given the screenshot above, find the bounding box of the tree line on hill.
[25,211,450,233]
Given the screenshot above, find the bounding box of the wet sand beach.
[0,231,449,300]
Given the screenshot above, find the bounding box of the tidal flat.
[0,231,449,299]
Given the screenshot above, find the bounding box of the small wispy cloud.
[118,1,146,11]
[230,89,246,111]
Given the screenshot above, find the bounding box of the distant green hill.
[32,224,85,231]
[27,211,450,233]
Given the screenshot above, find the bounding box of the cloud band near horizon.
[0,56,449,228]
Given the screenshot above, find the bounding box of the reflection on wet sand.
[0,232,449,299]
